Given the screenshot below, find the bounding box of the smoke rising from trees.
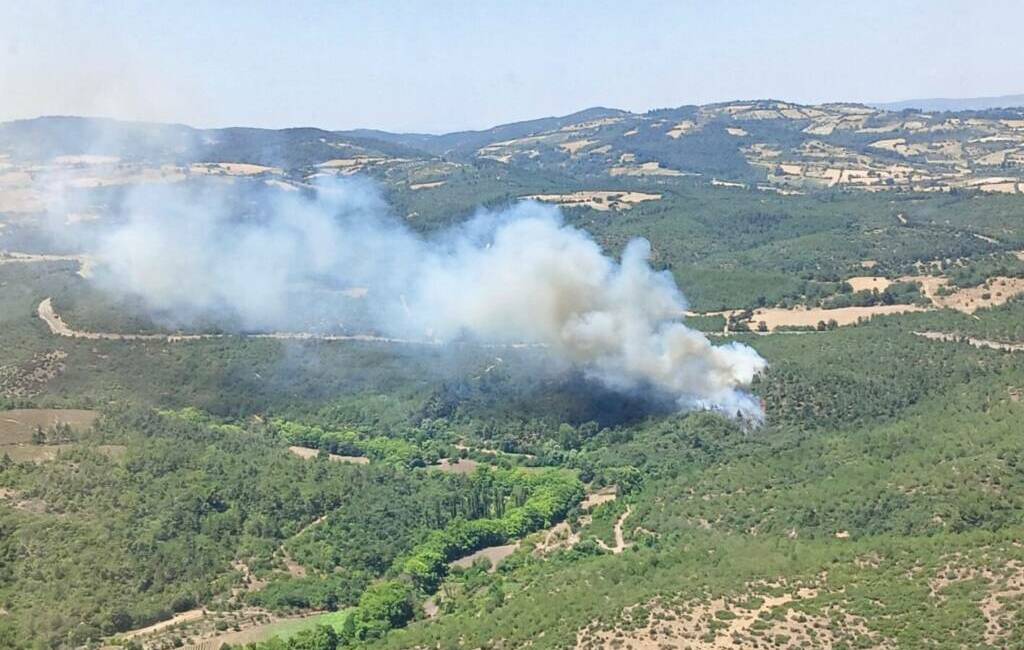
[71,177,767,418]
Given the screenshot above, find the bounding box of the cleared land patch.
[748,304,925,331]
[0,409,98,443]
[287,445,369,464]
[449,542,519,573]
[846,276,892,292]
[408,180,446,190]
[521,191,661,211]
[431,458,480,474]
[906,275,1024,313]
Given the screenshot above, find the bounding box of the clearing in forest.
[286,445,369,464]
[521,191,661,211]
[432,457,480,474]
[0,409,98,443]
[845,276,892,292]
[449,543,520,572]
[905,275,1024,313]
[748,304,925,331]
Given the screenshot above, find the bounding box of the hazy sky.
[2,1,1021,133]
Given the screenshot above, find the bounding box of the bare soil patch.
[845,276,892,292]
[287,445,368,464]
[522,191,660,211]
[915,331,1024,352]
[533,521,582,556]
[432,458,480,474]
[559,139,597,155]
[748,304,925,331]
[409,180,446,190]
[667,121,696,138]
[121,609,206,640]
[610,161,688,177]
[189,162,281,176]
[450,543,519,572]
[905,275,1024,313]
[0,409,98,444]
[581,486,617,510]
[594,506,632,555]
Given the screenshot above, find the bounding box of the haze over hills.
[5,98,1024,204]
[4,94,1024,650]
[872,93,1024,112]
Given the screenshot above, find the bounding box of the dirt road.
[914,331,1024,352]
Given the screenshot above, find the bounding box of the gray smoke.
[72,177,768,418]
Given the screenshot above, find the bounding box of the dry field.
[906,275,1024,313]
[449,542,519,572]
[845,276,892,292]
[432,458,480,474]
[559,139,597,155]
[610,161,688,177]
[0,408,121,463]
[189,162,281,176]
[286,445,369,464]
[0,408,98,443]
[522,191,661,211]
[748,304,925,331]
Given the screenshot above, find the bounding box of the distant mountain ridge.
[871,93,1024,112]
[4,98,1024,197]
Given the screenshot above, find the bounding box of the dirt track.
[37,298,432,345]
[595,506,633,555]
[37,298,551,348]
[914,331,1024,352]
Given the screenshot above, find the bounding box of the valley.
[2,102,1024,650]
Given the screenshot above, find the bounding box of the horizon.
[3,1,1023,133]
[9,91,1024,137]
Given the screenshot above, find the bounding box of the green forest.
[3,111,1024,649]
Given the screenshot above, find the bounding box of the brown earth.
[915,331,1024,352]
[906,275,1024,313]
[581,486,617,510]
[287,445,369,464]
[594,506,632,555]
[748,304,925,331]
[845,276,892,292]
[0,408,98,443]
[450,543,519,572]
[431,458,480,474]
[576,582,891,650]
[522,191,661,211]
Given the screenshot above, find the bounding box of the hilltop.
[2,99,1024,649]
[4,99,1024,199]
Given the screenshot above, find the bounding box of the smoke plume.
[76,177,767,418]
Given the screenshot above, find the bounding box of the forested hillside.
[2,105,1024,649]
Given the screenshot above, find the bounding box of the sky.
[1,0,1022,134]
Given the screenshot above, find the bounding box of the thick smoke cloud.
[82,177,767,418]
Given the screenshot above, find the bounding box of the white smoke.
[80,177,767,418]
